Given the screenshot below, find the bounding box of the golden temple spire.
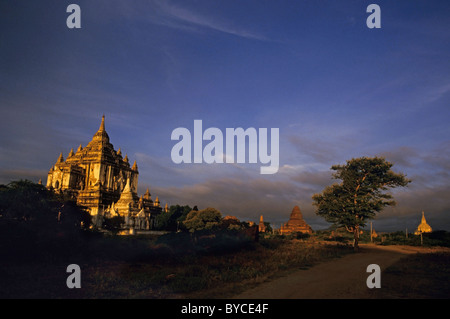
[131,160,138,171]
[92,114,109,142]
[56,152,64,163]
[99,114,105,132]
[421,211,427,223]
[143,188,152,201]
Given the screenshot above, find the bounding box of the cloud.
[289,169,334,189]
[152,176,318,226]
[362,143,450,231]
[288,135,339,164]
[379,146,420,169]
[154,1,268,41]
[143,138,450,232]
[96,0,269,41]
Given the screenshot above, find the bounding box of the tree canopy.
[183,207,223,233]
[155,204,192,231]
[0,180,92,261]
[0,179,91,228]
[312,157,411,250]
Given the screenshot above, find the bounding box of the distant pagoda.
[414,211,432,235]
[258,215,266,233]
[280,205,313,235]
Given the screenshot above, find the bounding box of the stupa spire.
[92,114,109,142]
[143,188,152,201]
[99,114,105,132]
[56,152,64,163]
[131,160,138,171]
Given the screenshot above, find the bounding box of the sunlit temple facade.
[46,115,167,229]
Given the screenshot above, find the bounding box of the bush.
[183,207,222,233]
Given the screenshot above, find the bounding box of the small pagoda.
[414,211,432,235]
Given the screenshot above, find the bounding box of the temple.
[46,115,166,229]
[280,205,313,235]
[414,211,432,235]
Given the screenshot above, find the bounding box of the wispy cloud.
[154,1,268,41]
[102,0,269,41]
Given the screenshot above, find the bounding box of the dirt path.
[234,244,449,299]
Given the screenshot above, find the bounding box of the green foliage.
[375,230,450,247]
[0,180,55,221]
[183,207,223,233]
[312,157,410,248]
[263,222,273,233]
[0,179,92,261]
[155,204,191,231]
[0,179,90,229]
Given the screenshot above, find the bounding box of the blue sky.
[1,0,449,231]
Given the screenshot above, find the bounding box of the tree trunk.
[353,225,360,251]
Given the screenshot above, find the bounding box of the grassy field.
[2,227,450,299]
[372,251,450,299]
[0,231,353,298]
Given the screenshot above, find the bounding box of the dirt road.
[234,244,448,299]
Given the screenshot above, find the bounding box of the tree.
[155,204,191,231]
[0,180,54,221]
[183,207,222,233]
[0,180,92,261]
[312,157,410,250]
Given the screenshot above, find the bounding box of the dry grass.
[78,237,353,298]
[372,252,450,299]
[0,233,354,298]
